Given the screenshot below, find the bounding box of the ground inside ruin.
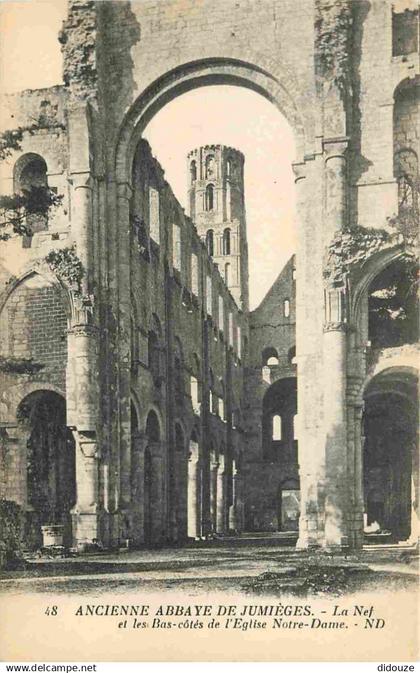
[0,534,418,597]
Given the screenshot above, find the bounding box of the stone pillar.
[67,323,100,549]
[293,159,321,550]
[229,464,244,533]
[352,402,365,548]
[216,459,226,535]
[321,138,351,549]
[409,444,419,545]
[131,430,146,546]
[150,443,165,545]
[323,138,349,240]
[71,431,100,548]
[209,459,218,534]
[323,287,349,549]
[187,452,201,539]
[116,182,133,525]
[345,376,365,549]
[71,173,93,296]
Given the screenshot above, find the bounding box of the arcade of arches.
[0,0,418,554]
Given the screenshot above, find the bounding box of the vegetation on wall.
[0,127,63,241]
[45,245,85,297]
[0,188,63,241]
[314,0,352,95]
[0,500,24,569]
[368,256,418,349]
[323,215,418,287]
[323,225,392,286]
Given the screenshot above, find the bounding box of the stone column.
[131,430,146,546]
[216,459,226,535]
[320,139,351,549]
[323,138,349,240]
[352,402,365,548]
[293,159,321,550]
[71,431,100,548]
[409,443,419,545]
[116,183,133,525]
[345,376,365,549]
[149,442,165,545]
[67,324,100,549]
[229,463,244,533]
[187,453,201,539]
[71,172,93,296]
[209,458,218,534]
[323,287,349,549]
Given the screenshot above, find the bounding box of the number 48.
[45,606,58,616]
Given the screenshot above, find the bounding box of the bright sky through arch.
[0,1,296,309]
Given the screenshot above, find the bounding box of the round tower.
[187,144,249,311]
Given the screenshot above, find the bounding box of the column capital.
[70,171,92,190]
[291,161,307,183]
[323,136,350,161]
[67,323,99,338]
[323,321,348,333]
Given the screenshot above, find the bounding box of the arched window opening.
[284,299,290,318]
[205,184,214,211]
[14,153,50,237]
[190,160,197,182]
[191,252,199,296]
[222,228,231,255]
[218,295,224,332]
[262,347,279,367]
[262,377,297,462]
[226,181,231,220]
[368,257,418,349]
[149,186,160,243]
[206,229,214,256]
[272,414,282,441]
[173,223,181,271]
[219,396,225,421]
[224,262,230,286]
[288,346,297,365]
[206,274,213,315]
[228,312,234,346]
[226,158,232,177]
[237,324,242,359]
[190,376,200,414]
[205,154,215,179]
[293,413,299,442]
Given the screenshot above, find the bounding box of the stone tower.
[187,145,249,311]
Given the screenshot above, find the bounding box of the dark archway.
[368,256,418,349]
[144,409,162,545]
[19,390,75,549]
[278,478,300,532]
[187,428,200,539]
[174,422,187,542]
[363,368,418,543]
[262,377,297,463]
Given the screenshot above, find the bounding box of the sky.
[0,0,296,309]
